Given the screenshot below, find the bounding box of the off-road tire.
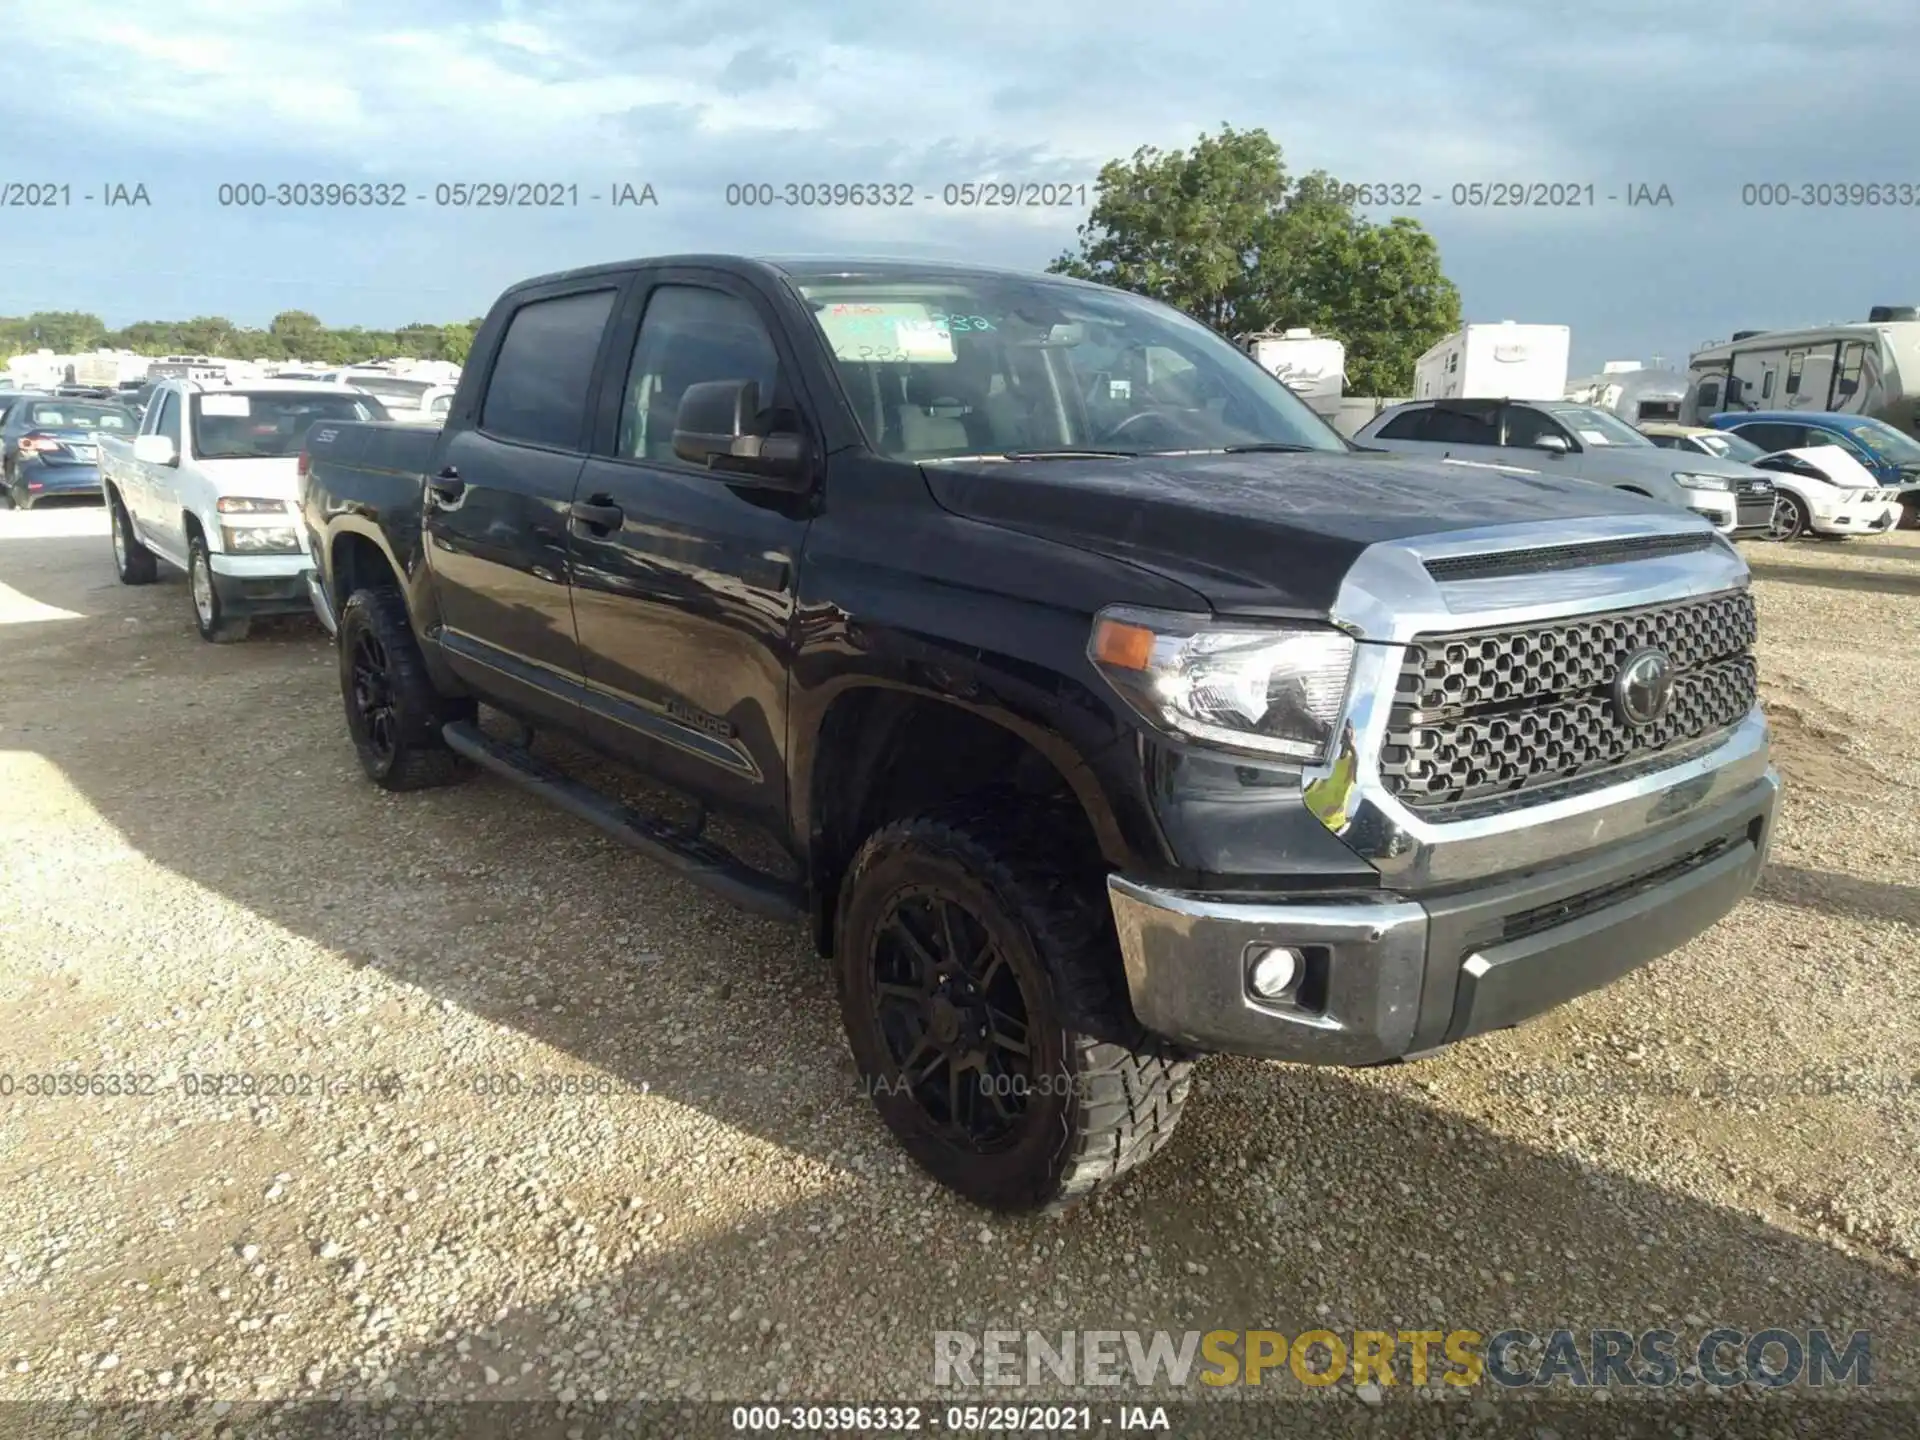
[188,532,251,642]
[337,585,473,791]
[108,488,158,584]
[835,794,1194,1214]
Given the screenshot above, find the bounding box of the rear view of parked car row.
[47,253,1794,1221]
[1352,396,1917,543]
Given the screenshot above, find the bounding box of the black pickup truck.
[298,254,1778,1213]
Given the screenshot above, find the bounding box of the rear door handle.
[570,499,624,532]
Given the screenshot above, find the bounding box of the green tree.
[3,310,111,352]
[5,309,489,368]
[440,319,483,365]
[1050,126,1461,393]
[268,309,325,360]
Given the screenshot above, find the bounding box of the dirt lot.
[2,505,1917,1435]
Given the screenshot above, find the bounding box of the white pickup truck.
[97,379,388,641]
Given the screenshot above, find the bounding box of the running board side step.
[440,720,803,921]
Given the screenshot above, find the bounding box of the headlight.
[216,496,289,514]
[221,525,301,553]
[1671,472,1733,492]
[1089,606,1355,761]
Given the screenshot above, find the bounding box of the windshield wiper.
[1220,442,1320,454]
[1001,448,1140,460]
[921,448,1141,463]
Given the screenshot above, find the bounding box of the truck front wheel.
[337,586,473,791]
[834,800,1193,1214]
[187,533,251,642]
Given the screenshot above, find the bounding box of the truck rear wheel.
[337,586,473,791]
[834,798,1193,1214]
[108,489,158,585]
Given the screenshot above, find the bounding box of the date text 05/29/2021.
[728,1404,1170,1432]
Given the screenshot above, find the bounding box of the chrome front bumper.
[305,567,339,636]
[1112,514,1782,1065]
[1109,759,1779,1065]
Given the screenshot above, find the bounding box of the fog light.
[1248,945,1303,1000]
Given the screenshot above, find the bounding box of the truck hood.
[197,455,303,498]
[920,449,1676,612]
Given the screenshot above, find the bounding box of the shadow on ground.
[1743,555,1920,598]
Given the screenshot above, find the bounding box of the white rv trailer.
[1565,364,1688,425]
[1681,306,1920,437]
[146,354,230,383]
[1239,328,1346,407]
[1412,321,1570,402]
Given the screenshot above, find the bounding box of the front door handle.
[427,469,465,503]
[570,499,624,532]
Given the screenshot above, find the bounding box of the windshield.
[25,402,137,431]
[1545,406,1653,447]
[191,391,388,459]
[1685,430,1767,463]
[790,273,1348,461]
[1841,417,1920,464]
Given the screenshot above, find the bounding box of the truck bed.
[301,421,446,604]
[306,419,442,481]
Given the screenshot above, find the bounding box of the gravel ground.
[1,506,1917,1437]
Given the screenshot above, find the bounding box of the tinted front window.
[1373,409,1430,440]
[25,403,136,431]
[1500,407,1570,448]
[790,272,1346,460]
[191,392,387,459]
[480,289,618,449]
[618,286,783,462]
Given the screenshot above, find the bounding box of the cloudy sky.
[3,0,1914,374]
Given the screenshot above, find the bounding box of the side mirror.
[133,434,177,466]
[671,380,808,489]
[1836,377,1860,398]
[1532,433,1572,454]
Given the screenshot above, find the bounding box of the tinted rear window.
[480,289,619,449]
[1425,407,1499,445]
[25,403,137,430]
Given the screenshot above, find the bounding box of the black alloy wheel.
[868,885,1038,1150]
[349,627,398,768]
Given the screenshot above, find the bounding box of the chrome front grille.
[1380,589,1758,809]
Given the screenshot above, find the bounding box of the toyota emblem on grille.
[1613,647,1675,726]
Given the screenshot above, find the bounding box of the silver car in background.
[1354,398,1777,537]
